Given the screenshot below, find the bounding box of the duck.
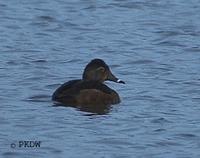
[52,59,125,106]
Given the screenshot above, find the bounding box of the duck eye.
[96,67,105,72]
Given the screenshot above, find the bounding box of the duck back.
[52,80,120,106]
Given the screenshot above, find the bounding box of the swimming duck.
[52,59,125,106]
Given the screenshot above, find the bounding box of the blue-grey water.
[0,0,200,157]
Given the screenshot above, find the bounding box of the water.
[1,0,200,157]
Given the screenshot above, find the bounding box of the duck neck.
[82,78,104,83]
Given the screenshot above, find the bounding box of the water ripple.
[26,95,51,102]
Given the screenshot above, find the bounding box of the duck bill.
[107,72,125,84]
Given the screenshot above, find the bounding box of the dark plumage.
[52,59,125,107]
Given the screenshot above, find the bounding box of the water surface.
[0,0,200,158]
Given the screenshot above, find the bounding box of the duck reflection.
[53,102,112,115]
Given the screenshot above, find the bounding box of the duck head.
[82,59,125,84]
